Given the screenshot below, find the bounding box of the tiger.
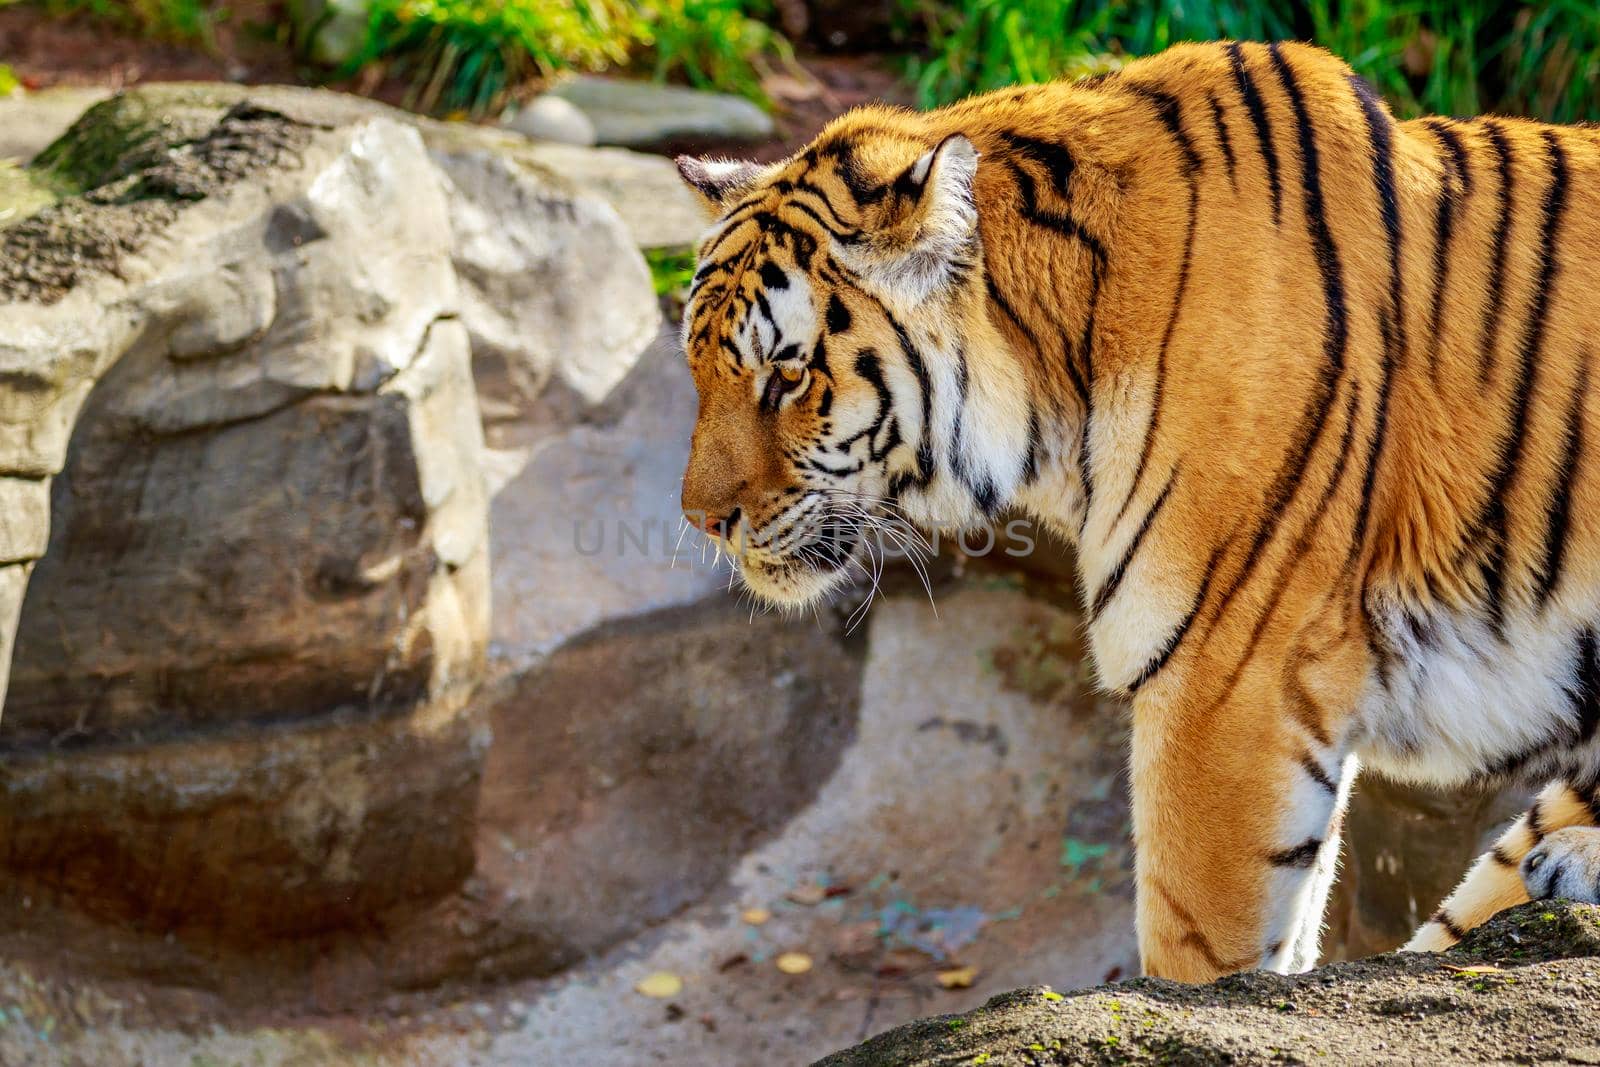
[673,39,1600,982]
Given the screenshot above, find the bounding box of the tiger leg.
[1404,778,1600,951]
[1132,687,1358,981]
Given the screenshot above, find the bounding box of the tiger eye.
[779,364,805,384]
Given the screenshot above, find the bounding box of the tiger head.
[676,114,1035,608]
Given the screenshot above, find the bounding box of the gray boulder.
[505,94,597,146]
[0,94,489,936]
[547,74,775,148]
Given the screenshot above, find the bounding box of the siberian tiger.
[674,39,1600,982]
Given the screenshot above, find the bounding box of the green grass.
[342,0,789,117]
[0,64,18,97]
[902,0,1600,123]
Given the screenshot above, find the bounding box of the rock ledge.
[816,901,1600,1066]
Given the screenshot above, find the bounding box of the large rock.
[517,141,709,250]
[815,901,1600,1066]
[5,83,661,411]
[546,74,775,148]
[485,327,730,666]
[0,93,489,936]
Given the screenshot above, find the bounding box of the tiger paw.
[1522,827,1600,903]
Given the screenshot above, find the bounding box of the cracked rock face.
[0,97,490,937]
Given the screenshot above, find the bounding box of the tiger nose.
[685,506,742,539]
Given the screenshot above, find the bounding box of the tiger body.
[675,40,1600,981]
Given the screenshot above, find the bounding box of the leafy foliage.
[345,0,789,117]
[902,0,1600,123]
[29,0,220,42]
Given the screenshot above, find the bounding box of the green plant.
[0,64,18,97]
[30,0,221,42]
[644,0,793,103]
[902,0,1600,123]
[351,0,641,115]
[646,246,697,299]
[345,0,789,118]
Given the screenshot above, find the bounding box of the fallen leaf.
[786,883,827,906]
[741,907,772,926]
[936,966,979,989]
[635,972,683,998]
[1442,963,1504,975]
[825,884,853,899]
[776,952,813,975]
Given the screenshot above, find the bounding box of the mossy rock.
[815,901,1600,1066]
[0,96,314,305]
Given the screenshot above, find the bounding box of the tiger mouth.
[736,527,864,605]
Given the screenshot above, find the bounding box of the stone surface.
[485,325,728,666]
[3,83,660,413]
[815,902,1600,1066]
[0,85,112,163]
[547,74,775,148]
[519,141,709,250]
[0,91,489,936]
[472,581,1135,1066]
[434,145,659,405]
[0,477,48,565]
[0,564,26,714]
[505,94,596,146]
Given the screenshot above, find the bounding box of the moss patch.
[0,100,314,305]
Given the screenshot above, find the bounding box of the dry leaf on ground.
[635,971,683,998]
[776,952,814,975]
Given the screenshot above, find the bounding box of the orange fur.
[677,41,1600,981]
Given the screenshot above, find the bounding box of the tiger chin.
[675,39,1600,983]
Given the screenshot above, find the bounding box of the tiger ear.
[676,156,766,216]
[846,134,981,305]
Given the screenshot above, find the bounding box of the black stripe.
[1005,160,1110,263]
[1127,535,1234,694]
[1208,92,1237,187]
[1208,44,1349,634]
[1212,386,1363,710]
[1267,838,1322,868]
[1490,843,1518,868]
[1227,42,1282,226]
[1113,106,1200,529]
[1478,120,1516,384]
[1075,256,1105,530]
[1430,910,1467,941]
[1299,753,1338,795]
[1090,468,1179,620]
[886,313,936,490]
[1481,130,1569,633]
[1529,799,1546,839]
[1422,121,1471,385]
[1022,403,1041,485]
[1352,74,1408,376]
[948,347,1001,516]
[1534,352,1588,610]
[1574,630,1600,745]
[1125,83,1203,175]
[996,131,1076,196]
